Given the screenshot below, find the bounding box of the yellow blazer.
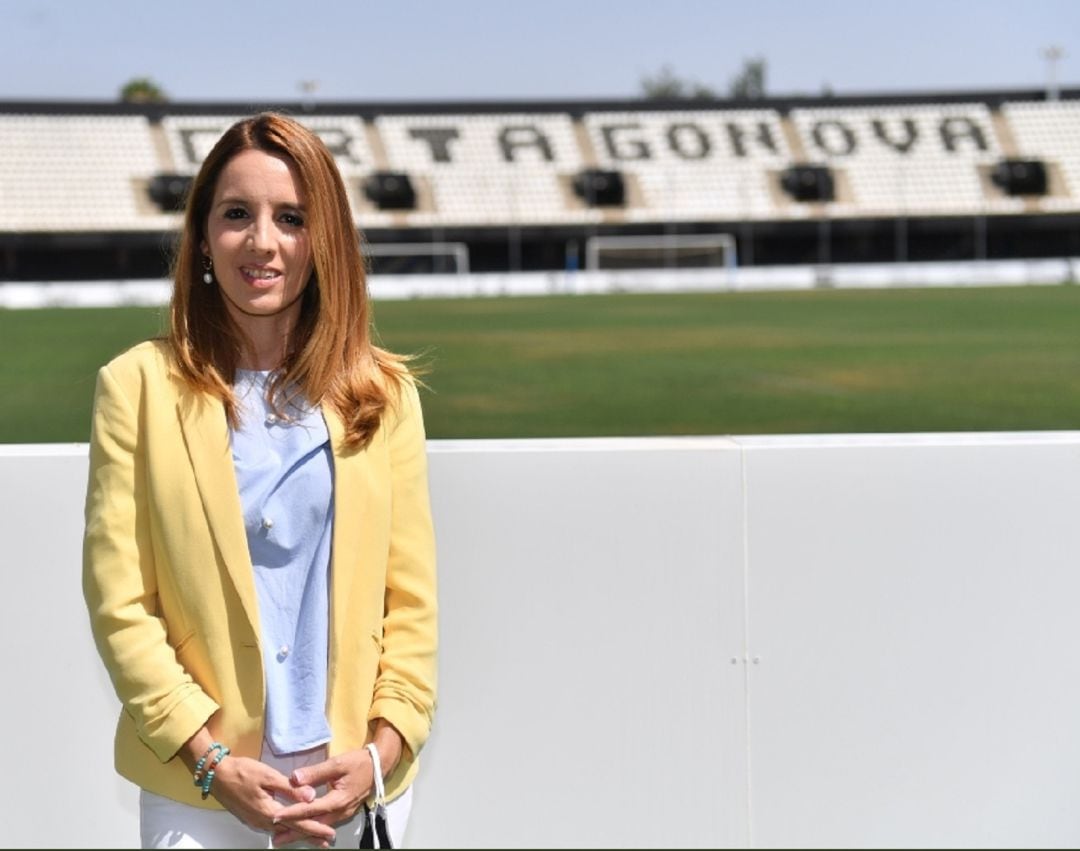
[82,340,437,808]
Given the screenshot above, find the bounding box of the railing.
[3,433,1079,847]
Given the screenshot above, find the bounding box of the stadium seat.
[582,109,789,222]
[375,112,598,226]
[788,103,1025,217]
[1,97,1078,244]
[1001,100,1080,211]
[0,114,176,232]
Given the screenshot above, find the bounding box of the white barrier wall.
[4,258,1080,308]
[2,434,1080,848]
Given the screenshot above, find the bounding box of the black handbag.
[358,743,394,849]
[357,801,393,849]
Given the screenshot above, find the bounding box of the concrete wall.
[2,433,1079,848]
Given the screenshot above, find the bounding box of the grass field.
[2,285,1079,444]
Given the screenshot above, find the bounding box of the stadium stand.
[583,109,790,221]
[376,112,598,226]
[0,89,1078,279]
[0,114,177,232]
[1002,100,1080,211]
[787,104,1018,217]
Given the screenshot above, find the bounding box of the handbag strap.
[365,742,387,806]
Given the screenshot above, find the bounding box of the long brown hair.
[168,112,407,448]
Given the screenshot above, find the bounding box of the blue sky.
[1,0,1076,102]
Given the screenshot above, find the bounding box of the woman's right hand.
[181,728,335,846]
[209,755,336,846]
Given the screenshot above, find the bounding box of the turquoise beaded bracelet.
[192,742,226,784]
[192,742,230,799]
[199,745,230,800]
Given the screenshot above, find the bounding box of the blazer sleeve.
[367,379,438,760]
[82,363,219,762]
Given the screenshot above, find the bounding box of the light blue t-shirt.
[231,369,334,755]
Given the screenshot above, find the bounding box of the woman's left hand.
[270,749,372,846]
[270,722,404,847]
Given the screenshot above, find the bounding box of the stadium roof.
[0,86,1077,118]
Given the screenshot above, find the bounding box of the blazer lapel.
[325,408,372,648]
[176,393,261,640]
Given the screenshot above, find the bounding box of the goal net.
[364,241,470,275]
[585,234,736,271]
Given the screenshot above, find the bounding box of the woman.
[83,113,437,849]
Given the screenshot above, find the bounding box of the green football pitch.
[2,285,1078,444]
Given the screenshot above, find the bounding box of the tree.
[728,57,767,100]
[119,77,168,103]
[640,64,716,100]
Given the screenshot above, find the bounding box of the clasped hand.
[210,748,375,848]
[270,748,378,848]
[208,754,330,845]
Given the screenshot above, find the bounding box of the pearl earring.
[202,257,214,285]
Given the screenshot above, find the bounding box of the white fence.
[3,433,1080,847]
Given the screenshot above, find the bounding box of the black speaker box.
[148,174,193,212]
[363,172,417,210]
[991,159,1048,196]
[780,165,834,202]
[572,169,625,206]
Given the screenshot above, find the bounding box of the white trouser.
[139,741,412,849]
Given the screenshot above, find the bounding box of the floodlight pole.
[298,80,319,113]
[1041,46,1064,102]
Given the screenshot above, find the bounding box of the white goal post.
[585,234,737,272]
[364,241,470,274]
